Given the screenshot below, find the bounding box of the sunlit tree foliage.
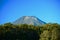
[0,23,60,40]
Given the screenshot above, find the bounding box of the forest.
[0,23,60,40]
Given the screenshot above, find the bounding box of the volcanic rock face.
[13,16,46,26]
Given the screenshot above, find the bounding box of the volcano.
[13,16,46,26]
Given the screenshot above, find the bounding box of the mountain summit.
[13,16,46,26]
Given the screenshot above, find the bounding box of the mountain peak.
[13,16,46,26]
[23,16,35,18]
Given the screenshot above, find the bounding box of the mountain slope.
[13,16,46,26]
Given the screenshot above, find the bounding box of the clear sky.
[0,0,60,24]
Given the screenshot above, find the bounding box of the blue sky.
[0,0,60,24]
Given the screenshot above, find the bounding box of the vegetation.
[0,23,60,40]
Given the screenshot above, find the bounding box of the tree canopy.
[0,23,60,40]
